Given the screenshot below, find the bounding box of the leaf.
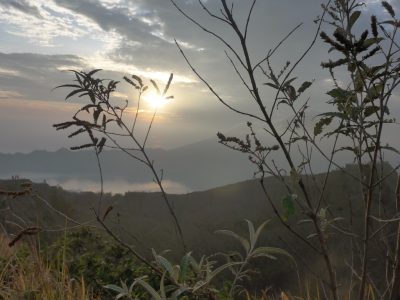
[382,1,395,18]
[123,76,139,89]
[179,252,191,282]
[131,74,143,86]
[153,252,177,282]
[245,219,256,251]
[170,286,190,299]
[150,80,160,95]
[159,272,167,299]
[298,81,312,93]
[97,137,107,154]
[286,85,297,102]
[264,82,279,89]
[365,83,383,102]
[314,116,333,136]
[327,87,347,99]
[246,219,269,252]
[65,89,84,100]
[87,69,102,77]
[284,77,297,87]
[53,84,82,91]
[215,230,250,254]
[349,11,361,29]
[162,73,173,96]
[282,194,296,221]
[251,247,294,263]
[104,284,125,294]
[364,106,379,117]
[134,278,162,300]
[70,143,95,151]
[93,109,102,124]
[363,37,383,48]
[68,128,86,138]
[206,261,242,283]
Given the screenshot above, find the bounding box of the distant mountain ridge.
[0,138,254,192]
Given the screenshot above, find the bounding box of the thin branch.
[175,40,265,122]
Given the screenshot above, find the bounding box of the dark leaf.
[150,80,160,94]
[70,143,95,151]
[364,106,379,117]
[349,11,361,29]
[68,128,86,138]
[264,82,280,89]
[314,116,333,136]
[298,81,313,94]
[97,137,107,154]
[65,89,84,100]
[382,1,395,18]
[123,76,139,89]
[87,69,102,77]
[131,74,143,86]
[162,73,174,96]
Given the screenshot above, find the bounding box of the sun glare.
[145,92,168,108]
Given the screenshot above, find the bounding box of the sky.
[0,0,398,154]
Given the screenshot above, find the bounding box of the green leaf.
[135,278,162,300]
[327,88,347,99]
[251,247,294,263]
[252,220,270,251]
[206,261,242,283]
[159,272,167,299]
[245,219,256,250]
[282,194,296,221]
[349,11,361,29]
[104,284,125,294]
[179,252,191,282]
[363,37,383,48]
[365,83,384,102]
[156,254,178,282]
[245,220,270,253]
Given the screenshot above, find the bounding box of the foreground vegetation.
[2,0,400,299]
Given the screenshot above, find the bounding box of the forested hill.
[0,164,397,290]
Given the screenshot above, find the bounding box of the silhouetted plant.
[171,0,400,299]
[53,70,187,256]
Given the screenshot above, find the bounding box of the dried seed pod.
[371,15,378,37]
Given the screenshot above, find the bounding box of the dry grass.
[0,234,100,300]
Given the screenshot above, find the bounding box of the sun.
[145,92,168,108]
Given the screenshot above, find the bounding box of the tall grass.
[0,234,99,300]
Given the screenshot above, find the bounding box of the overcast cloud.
[0,0,399,154]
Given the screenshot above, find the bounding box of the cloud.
[0,0,41,18]
[0,52,86,101]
